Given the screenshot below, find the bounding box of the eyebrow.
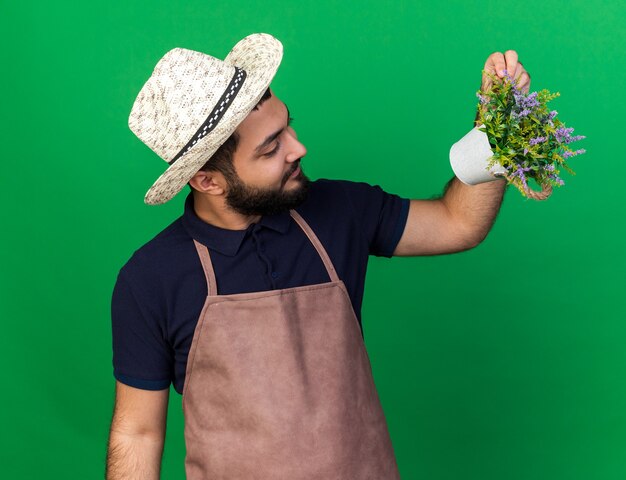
[254,103,292,156]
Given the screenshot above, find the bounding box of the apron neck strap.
[289,210,340,283]
[192,210,341,295]
[193,239,218,296]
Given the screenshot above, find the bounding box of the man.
[106,33,530,479]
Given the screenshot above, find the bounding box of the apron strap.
[193,239,218,296]
[191,210,340,295]
[289,210,340,283]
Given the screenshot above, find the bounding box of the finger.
[485,51,506,78]
[504,50,519,78]
[518,72,531,93]
[481,73,493,92]
[513,64,524,88]
[513,61,531,92]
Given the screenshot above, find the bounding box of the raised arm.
[393,50,530,257]
[106,381,169,479]
[392,176,506,256]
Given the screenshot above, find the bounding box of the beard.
[223,162,311,216]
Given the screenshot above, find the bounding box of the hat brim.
[143,33,283,206]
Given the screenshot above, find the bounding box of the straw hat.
[128,33,283,205]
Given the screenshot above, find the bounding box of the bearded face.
[223,161,311,216]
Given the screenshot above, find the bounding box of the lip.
[289,165,301,178]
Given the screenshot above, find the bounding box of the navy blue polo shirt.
[111,178,410,394]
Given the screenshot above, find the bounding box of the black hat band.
[169,66,247,165]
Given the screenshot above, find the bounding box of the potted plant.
[449,69,586,200]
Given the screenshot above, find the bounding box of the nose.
[285,127,307,163]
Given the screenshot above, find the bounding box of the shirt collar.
[181,192,292,257]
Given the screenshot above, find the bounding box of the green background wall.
[1,0,624,478]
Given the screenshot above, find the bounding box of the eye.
[264,140,281,157]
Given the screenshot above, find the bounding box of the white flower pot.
[449,124,507,185]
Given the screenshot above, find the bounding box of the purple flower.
[511,165,532,190]
[512,108,532,119]
[502,70,522,94]
[476,92,489,105]
[555,126,575,143]
[529,136,547,145]
[510,90,541,120]
[549,173,565,185]
[514,91,540,109]
[562,148,586,159]
[555,126,586,147]
[549,110,558,120]
[566,135,586,144]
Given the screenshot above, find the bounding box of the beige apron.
[182,210,400,479]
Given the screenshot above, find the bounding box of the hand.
[481,50,531,94]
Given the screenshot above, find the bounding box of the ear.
[189,169,227,196]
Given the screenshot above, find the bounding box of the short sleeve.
[336,180,410,257]
[111,267,173,390]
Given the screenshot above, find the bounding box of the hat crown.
[129,48,237,163]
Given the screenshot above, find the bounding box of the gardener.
[106,33,530,479]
